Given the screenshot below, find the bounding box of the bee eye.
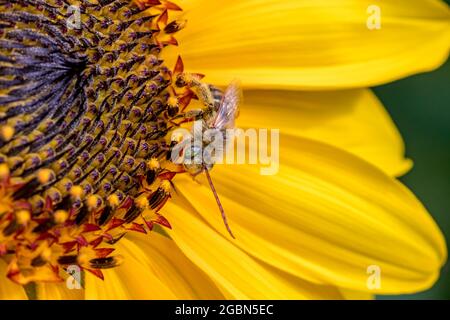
[168,106,179,117]
[175,77,186,88]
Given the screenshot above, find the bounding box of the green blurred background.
[373,57,450,299]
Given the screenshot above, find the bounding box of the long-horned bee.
[173,74,242,238]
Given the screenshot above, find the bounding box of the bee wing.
[213,80,242,130]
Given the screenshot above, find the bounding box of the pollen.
[0,125,15,142]
[108,194,121,207]
[37,169,55,185]
[87,195,102,210]
[15,210,31,225]
[136,195,149,208]
[0,163,9,180]
[161,180,172,193]
[54,210,69,224]
[70,186,84,199]
[148,158,161,170]
[168,96,179,107]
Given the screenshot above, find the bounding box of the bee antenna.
[203,166,235,239]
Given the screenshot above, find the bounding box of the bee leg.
[191,172,201,181]
[190,169,204,183]
[168,119,182,127]
[170,110,204,126]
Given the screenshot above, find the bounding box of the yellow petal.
[239,89,412,176]
[171,136,446,294]
[338,289,374,300]
[0,260,27,300]
[85,239,175,299]
[166,0,450,89]
[123,232,226,299]
[85,233,223,299]
[165,199,350,299]
[37,282,84,300]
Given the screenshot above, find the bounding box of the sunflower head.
[0,0,196,284]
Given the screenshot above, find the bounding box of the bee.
[174,76,242,238]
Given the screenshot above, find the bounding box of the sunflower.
[0,0,449,300]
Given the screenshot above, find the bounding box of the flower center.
[0,0,191,284]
